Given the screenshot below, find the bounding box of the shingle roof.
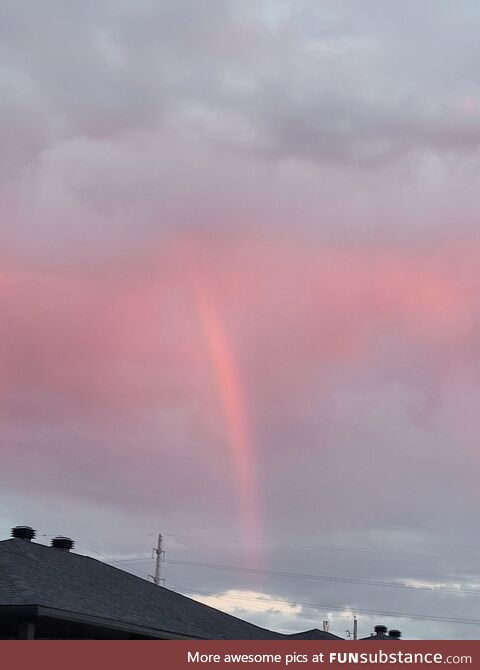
[287,628,342,640]
[0,538,341,640]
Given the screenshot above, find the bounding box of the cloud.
[2,238,480,526]
[188,588,301,634]
[2,0,480,640]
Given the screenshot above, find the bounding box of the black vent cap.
[11,526,36,541]
[51,536,74,551]
[374,625,388,634]
[389,630,401,639]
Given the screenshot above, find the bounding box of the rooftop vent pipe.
[51,536,74,552]
[389,630,401,639]
[374,625,388,635]
[11,526,36,541]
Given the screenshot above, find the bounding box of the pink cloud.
[1,235,478,451]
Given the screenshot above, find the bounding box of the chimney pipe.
[11,526,36,541]
[51,536,74,552]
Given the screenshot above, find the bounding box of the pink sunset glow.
[2,238,479,495]
[2,0,480,640]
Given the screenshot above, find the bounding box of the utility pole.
[353,615,358,640]
[151,534,165,586]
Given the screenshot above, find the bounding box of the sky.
[2,0,480,640]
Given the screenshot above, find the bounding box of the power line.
[74,544,154,569]
[57,528,480,563]
[5,529,479,628]
[109,556,153,565]
[74,542,111,560]
[103,555,480,598]
[162,531,480,563]
[81,533,477,565]
[9,530,479,599]
[72,542,155,578]
[77,532,156,542]
[5,527,480,563]
[170,582,480,628]
[166,558,480,597]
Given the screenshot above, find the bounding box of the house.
[0,526,342,640]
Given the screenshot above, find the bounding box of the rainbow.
[195,280,261,565]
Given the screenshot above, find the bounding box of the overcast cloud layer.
[2,0,480,640]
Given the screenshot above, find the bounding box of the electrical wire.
[4,527,480,563]
[170,582,480,628]
[165,558,480,597]
[162,531,480,563]
[4,528,480,629]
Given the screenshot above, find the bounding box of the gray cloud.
[2,0,480,641]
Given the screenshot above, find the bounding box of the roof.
[0,538,342,640]
[288,628,341,640]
